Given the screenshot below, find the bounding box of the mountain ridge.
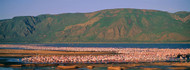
[0,8,190,43]
[3,8,189,21]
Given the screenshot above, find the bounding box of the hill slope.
[0,8,190,43]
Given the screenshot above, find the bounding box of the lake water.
[0,43,190,49]
[40,43,190,49]
[0,57,21,63]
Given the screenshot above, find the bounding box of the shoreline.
[0,45,190,70]
[0,49,116,58]
[1,42,190,44]
[1,62,190,70]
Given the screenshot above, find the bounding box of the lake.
[40,43,190,49]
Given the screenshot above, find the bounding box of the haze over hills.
[0,8,190,43]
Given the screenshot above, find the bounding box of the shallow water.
[0,66,58,70]
[0,65,190,70]
[0,58,21,63]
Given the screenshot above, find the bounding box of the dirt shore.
[0,49,116,57]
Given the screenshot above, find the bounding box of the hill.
[0,8,190,43]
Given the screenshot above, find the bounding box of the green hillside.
[0,8,190,43]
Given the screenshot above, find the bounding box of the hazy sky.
[0,0,190,20]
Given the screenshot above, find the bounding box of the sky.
[0,0,190,20]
